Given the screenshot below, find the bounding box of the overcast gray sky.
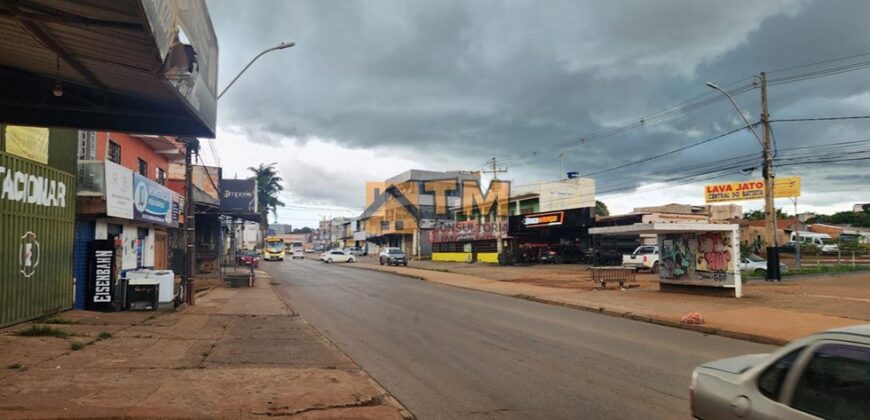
[206,0,870,228]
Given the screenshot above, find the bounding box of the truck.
[622,245,659,272]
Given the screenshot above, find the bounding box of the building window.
[138,159,148,177]
[107,140,121,164]
[156,168,166,185]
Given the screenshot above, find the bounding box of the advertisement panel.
[4,125,48,164]
[429,220,508,243]
[658,232,736,287]
[87,240,116,311]
[220,179,257,212]
[704,176,801,203]
[133,174,177,227]
[105,161,134,219]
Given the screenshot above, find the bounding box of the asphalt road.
[263,258,774,419]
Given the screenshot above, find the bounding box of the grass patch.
[38,317,79,325]
[70,342,85,351]
[6,363,22,369]
[14,325,69,338]
[96,332,112,341]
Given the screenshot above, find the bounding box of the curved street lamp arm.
[217,42,295,100]
[706,82,763,146]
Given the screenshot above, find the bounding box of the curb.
[348,264,790,346]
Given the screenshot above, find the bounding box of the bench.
[590,267,638,290]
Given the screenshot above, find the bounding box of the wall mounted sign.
[133,173,177,227]
[522,211,564,228]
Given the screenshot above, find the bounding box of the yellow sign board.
[5,126,49,164]
[705,176,801,203]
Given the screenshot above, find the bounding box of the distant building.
[855,203,869,212]
[268,223,292,235]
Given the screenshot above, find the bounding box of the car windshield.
[388,249,404,254]
[747,254,765,262]
[241,251,256,257]
[635,247,655,254]
[820,238,835,245]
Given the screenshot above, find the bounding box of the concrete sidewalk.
[0,272,409,419]
[350,261,868,345]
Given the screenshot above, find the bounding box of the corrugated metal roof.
[0,0,217,137]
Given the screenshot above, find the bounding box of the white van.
[789,231,839,253]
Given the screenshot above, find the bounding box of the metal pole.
[794,197,800,269]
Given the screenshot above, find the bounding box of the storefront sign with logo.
[220,179,257,212]
[133,174,177,227]
[522,211,564,228]
[429,220,508,243]
[704,176,801,203]
[87,240,116,311]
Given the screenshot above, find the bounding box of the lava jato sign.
[704,176,800,203]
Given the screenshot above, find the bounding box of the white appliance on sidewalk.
[125,269,176,308]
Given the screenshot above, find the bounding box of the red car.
[237,250,259,268]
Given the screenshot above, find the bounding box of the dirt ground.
[0,273,408,419]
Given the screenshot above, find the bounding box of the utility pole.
[483,157,508,256]
[182,138,197,304]
[792,197,800,269]
[759,72,781,281]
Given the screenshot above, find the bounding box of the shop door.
[154,230,168,270]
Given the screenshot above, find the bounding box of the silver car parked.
[690,324,870,420]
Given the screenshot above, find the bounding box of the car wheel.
[652,261,659,273]
[327,258,333,263]
[349,258,355,263]
[403,262,408,267]
[755,269,766,277]
[379,258,384,265]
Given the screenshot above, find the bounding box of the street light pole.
[707,76,781,281]
[217,41,295,100]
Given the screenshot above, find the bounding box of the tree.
[595,200,609,217]
[248,163,285,233]
[743,208,788,220]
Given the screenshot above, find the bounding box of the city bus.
[263,236,286,261]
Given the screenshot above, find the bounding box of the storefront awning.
[0,0,218,137]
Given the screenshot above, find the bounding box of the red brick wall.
[94,132,172,183]
[808,224,843,239]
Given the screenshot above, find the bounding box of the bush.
[70,342,85,351]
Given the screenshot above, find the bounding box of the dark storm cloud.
[208,0,870,206]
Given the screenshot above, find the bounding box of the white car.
[320,249,355,263]
[622,245,659,272]
[292,249,304,259]
[739,253,788,276]
[690,324,870,420]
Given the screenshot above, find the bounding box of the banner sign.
[105,160,134,219]
[522,211,564,228]
[429,220,508,243]
[133,173,177,227]
[5,125,49,164]
[704,176,801,203]
[87,240,116,311]
[220,179,257,212]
